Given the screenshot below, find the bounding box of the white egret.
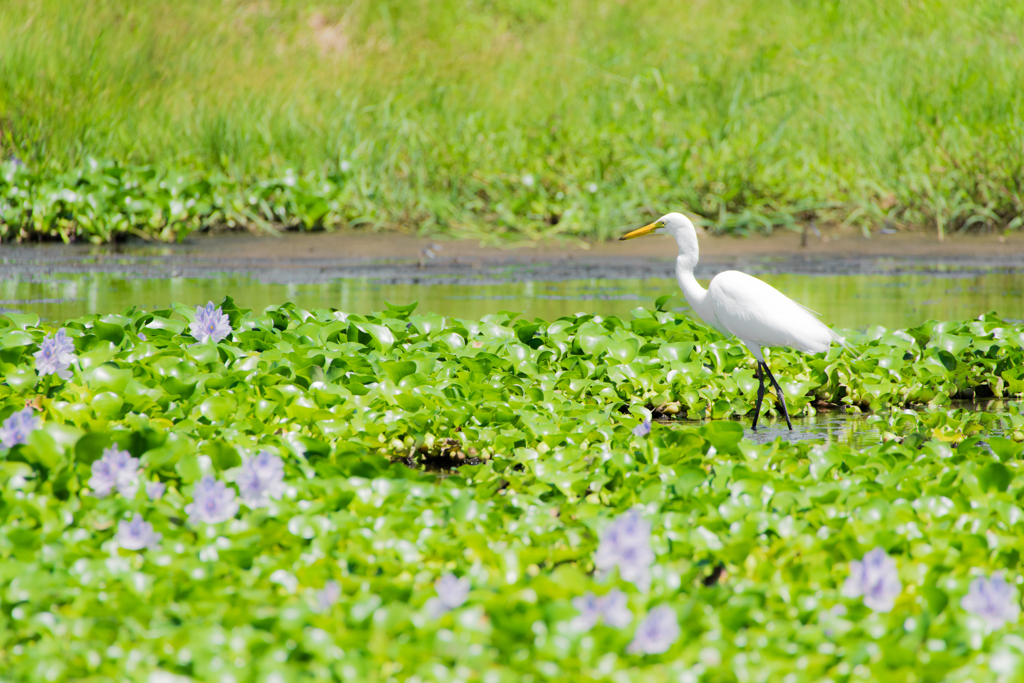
[620,212,847,430]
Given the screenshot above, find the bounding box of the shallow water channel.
[3,270,1022,331]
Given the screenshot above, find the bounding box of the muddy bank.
[3,225,1023,285]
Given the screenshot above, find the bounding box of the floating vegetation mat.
[2,299,1024,681]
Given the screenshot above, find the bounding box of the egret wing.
[706,271,839,353]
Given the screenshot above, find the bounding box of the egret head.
[619,213,699,258]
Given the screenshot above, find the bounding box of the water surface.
[2,270,1021,330]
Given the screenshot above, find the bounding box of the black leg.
[751,362,766,431]
[762,361,793,430]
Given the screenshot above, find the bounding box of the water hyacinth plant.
[0,407,38,448]
[145,479,166,500]
[189,302,232,343]
[842,547,903,613]
[425,574,471,618]
[236,451,286,508]
[33,328,75,379]
[632,418,652,438]
[595,510,656,589]
[116,515,162,551]
[88,446,140,499]
[185,475,239,525]
[571,589,632,630]
[0,300,1023,680]
[310,581,341,614]
[961,574,1021,629]
[627,605,680,655]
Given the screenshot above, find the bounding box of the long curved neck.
[672,230,711,321]
[675,252,710,320]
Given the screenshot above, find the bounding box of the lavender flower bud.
[426,574,471,617]
[632,419,652,438]
[311,581,341,613]
[0,408,40,448]
[237,451,286,508]
[570,593,603,631]
[189,302,232,343]
[961,573,1021,629]
[146,480,166,501]
[599,589,633,628]
[34,328,76,380]
[594,510,656,589]
[185,475,239,525]
[88,446,141,498]
[842,547,902,612]
[571,589,633,631]
[116,515,162,551]
[627,605,680,655]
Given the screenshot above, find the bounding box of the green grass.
[2,301,1024,680]
[2,0,1024,242]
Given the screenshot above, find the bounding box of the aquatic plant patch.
[2,301,1024,681]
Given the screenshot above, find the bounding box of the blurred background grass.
[1,0,1023,241]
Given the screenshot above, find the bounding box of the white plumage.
[620,212,847,430]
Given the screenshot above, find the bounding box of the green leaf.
[1,330,36,348]
[1,312,41,330]
[987,437,1023,461]
[381,360,417,383]
[384,301,419,316]
[88,363,132,393]
[410,313,445,336]
[26,429,63,470]
[576,322,608,356]
[92,391,125,418]
[605,338,639,364]
[4,366,38,391]
[75,432,114,465]
[92,320,125,344]
[355,322,395,352]
[186,342,220,365]
[699,421,745,454]
[206,441,242,470]
[200,395,236,422]
[461,357,492,375]
[932,333,971,356]
[654,294,677,312]
[176,453,202,482]
[979,462,1012,492]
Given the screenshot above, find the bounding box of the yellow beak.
[619,222,659,241]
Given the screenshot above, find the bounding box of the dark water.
[2,271,1022,331]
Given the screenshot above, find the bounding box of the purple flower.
[425,574,471,617]
[88,446,141,498]
[34,328,76,380]
[595,510,656,589]
[189,302,232,343]
[137,332,147,341]
[842,547,902,612]
[237,451,286,508]
[572,593,603,631]
[572,589,633,631]
[627,605,680,655]
[116,515,162,550]
[632,419,652,438]
[961,573,1020,628]
[146,480,166,501]
[0,408,40,448]
[184,475,239,525]
[312,581,341,613]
